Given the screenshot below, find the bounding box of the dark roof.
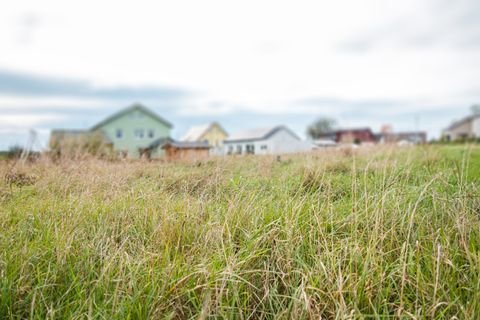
[148,137,174,149]
[162,141,211,149]
[382,131,426,137]
[445,114,480,131]
[149,138,210,150]
[319,127,374,135]
[90,103,173,131]
[379,131,427,142]
[225,125,300,143]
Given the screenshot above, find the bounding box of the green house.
[50,104,173,159]
[91,104,173,158]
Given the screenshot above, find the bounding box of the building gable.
[182,122,228,141]
[198,123,228,147]
[90,104,172,158]
[91,104,172,131]
[265,126,300,141]
[223,125,307,155]
[225,125,299,143]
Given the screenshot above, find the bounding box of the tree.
[306,117,337,139]
[7,145,24,159]
[471,104,480,115]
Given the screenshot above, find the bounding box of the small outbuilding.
[161,141,211,161]
[317,128,376,144]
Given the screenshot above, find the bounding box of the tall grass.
[1,146,479,319]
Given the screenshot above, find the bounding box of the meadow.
[1,145,479,319]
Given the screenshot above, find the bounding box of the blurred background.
[1,0,479,150]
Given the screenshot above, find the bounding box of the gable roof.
[225,125,300,143]
[147,136,174,149]
[444,114,480,131]
[181,122,228,141]
[181,124,211,141]
[90,103,173,131]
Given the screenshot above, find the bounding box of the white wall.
[224,128,312,155]
[474,118,480,137]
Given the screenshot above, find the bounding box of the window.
[227,145,233,155]
[134,129,145,139]
[236,145,242,155]
[260,145,267,150]
[148,129,155,138]
[246,144,255,154]
[116,129,123,139]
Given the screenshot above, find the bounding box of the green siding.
[94,108,170,158]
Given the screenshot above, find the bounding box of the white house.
[442,114,480,141]
[223,125,311,155]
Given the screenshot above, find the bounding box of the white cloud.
[0,114,65,128]
[0,95,107,110]
[0,0,479,141]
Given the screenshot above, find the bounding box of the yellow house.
[181,122,228,154]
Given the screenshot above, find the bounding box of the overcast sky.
[1,0,479,149]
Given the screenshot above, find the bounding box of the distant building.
[442,114,480,141]
[50,130,108,147]
[223,125,310,155]
[182,122,228,155]
[317,128,376,144]
[162,141,210,161]
[50,104,173,159]
[378,132,427,144]
[375,124,427,145]
[312,140,337,149]
[49,130,113,157]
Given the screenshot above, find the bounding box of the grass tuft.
[0,146,480,318]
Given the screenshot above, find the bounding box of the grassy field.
[1,145,480,319]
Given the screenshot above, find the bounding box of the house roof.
[444,114,480,131]
[90,103,173,131]
[50,129,113,144]
[225,125,300,143]
[162,141,211,149]
[382,131,426,137]
[319,127,374,135]
[148,137,174,149]
[181,122,228,142]
[51,129,88,135]
[380,131,427,142]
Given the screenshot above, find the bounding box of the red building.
[318,128,376,144]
